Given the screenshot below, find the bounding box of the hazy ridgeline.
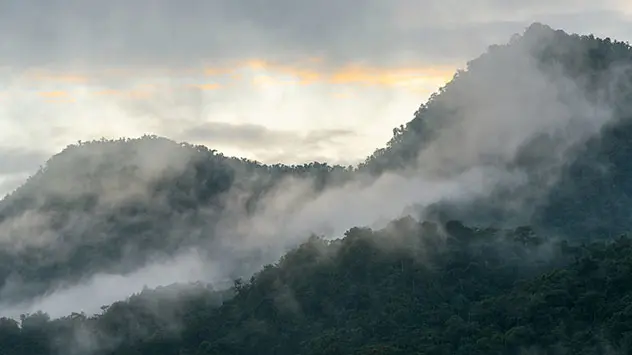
[1,23,632,354]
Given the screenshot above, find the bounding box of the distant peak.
[524,22,555,34]
[520,22,564,43]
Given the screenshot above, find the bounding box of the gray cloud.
[0,174,30,198]
[0,0,628,69]
[0,147,48,174]
[1,0,627,171]
[179,122,356,163]
[180,122,352,149]
[0,24,625,320]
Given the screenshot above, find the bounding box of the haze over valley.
[2,2,632,354]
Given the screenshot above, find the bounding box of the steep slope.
[363,23,632,236]
[1,22,632,354]
[2,22,632,316]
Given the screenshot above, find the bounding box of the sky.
[1,0,632,196]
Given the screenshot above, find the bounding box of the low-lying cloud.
[0,25,625,322]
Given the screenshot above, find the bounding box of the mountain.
[0,136,353,301]
[364,23,632,237]
[1,22,632,354]
[6,23,632,303]
[2,219,632,354]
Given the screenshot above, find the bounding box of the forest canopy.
[2,23,632,354]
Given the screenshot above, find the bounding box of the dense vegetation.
[0,136,353,301]
[2,219,632,354]
[6,22,632,301]
[2,23,632,354]
[364,23,632,237]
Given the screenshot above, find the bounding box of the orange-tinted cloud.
[331,90,356,99]
[20,59,455,99]
[240,59,321,84]
[306,57,324,64]
[210,60,455,94]
[251,74,283,87]
[284,68,320,84]
[189,83,222,90]
[243,59,268,70]
[34,74,89,84]
[93,88,154,99]
[22,69,90,84]
[328,65,455,86]
[227,58,454,90]
[203,67,236,76]
[38,91,68,98]
[38,91,75,102]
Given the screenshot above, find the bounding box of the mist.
[0,250,216,319]
[0,25,623,320]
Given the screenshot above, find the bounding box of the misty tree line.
[2,23,632,354]
[0,135,356,303]
[2,219,632,354]
[364,23,632,239]
[2,21,632,303]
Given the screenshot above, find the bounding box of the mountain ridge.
[2,22,632,354]
[4,22,632,300]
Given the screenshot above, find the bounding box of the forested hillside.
[0,136,353,301]
[363,23,632,237]
[5,23,632,302]
[1,23,632,354]
[2,219,632,354]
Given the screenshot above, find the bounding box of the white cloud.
[0,25,623,319]
[0,1,629,184]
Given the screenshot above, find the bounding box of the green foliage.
[0,135,354,301]
[362,23,632,239]
[4,23,632,354]
[1,219,632,354]
[4,23,632,301]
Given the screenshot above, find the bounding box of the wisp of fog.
[0,27,623,319]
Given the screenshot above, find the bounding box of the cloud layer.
[1,1,630,199]
[0,23,624,320]
[1,0,630,69]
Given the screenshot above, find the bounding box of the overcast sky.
[0,0,631,196]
